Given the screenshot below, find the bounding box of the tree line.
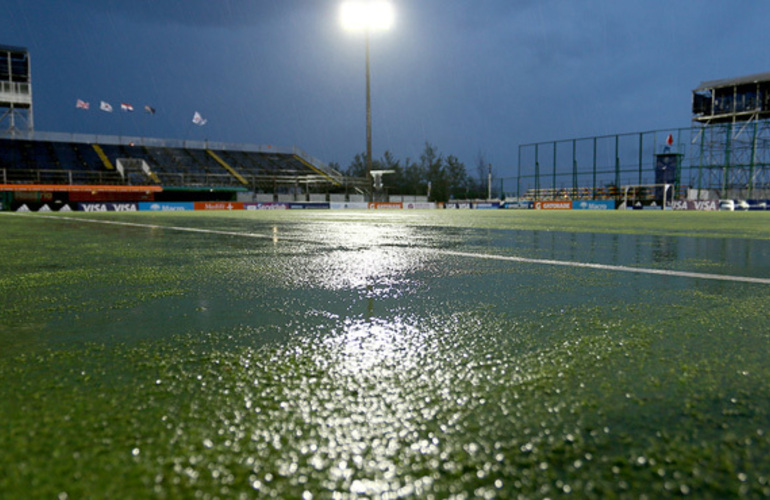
[331,142,495,202]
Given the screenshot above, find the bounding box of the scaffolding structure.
[691,72,770,199]
[510,72,770,201]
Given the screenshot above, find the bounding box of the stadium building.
[0,45,368,212]
[3,43,770,211]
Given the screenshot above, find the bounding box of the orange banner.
[368,202,403,209]
[534,200,572,210]
[193,202,244,211]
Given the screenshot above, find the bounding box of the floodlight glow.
[340,1,394,31]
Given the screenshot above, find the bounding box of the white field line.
[442,250,770,285]
[8,212,770,285]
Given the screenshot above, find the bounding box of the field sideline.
[1,210,770,498]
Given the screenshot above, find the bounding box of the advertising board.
[244,203,289,210]
[572,200,615,210]
[138,202,194,211]
[330,202,369,210]
[288,203,330,209]
[404,202,436,209]
[78,203,138,212]
[534,200,572,210]
[670,200,718,211]
[445,202,472,209]
[474,202,501,209]
[502,201,532,209]
[194,202,244,211]
[369,202,403,209]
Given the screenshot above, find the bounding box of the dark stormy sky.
[3,0,769,177]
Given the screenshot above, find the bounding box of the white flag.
[100,101,113,112]
[192,111,207,126]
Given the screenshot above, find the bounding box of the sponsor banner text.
[534,200,572,210]
[138,202,195,211]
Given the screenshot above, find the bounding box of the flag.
[144,105,156,115]
[121,103,134,112]
[666,134,674,146]
[100,101,113,112]
[192,111,207,126]
[76,99,90,110]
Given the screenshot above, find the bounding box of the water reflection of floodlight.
[340,1,394,199]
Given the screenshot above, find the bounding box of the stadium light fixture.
[340,1,394,32]
[340,1,394,197]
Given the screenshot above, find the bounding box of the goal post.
[620,183,674,210]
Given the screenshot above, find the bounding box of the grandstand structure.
[0,131,368,210]
[0,44,371,210]
[511,72,770,203]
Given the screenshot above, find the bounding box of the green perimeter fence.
[504,121,770,201]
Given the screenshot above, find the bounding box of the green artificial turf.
[1,210,769,498]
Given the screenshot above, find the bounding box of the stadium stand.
[0,131,363,208]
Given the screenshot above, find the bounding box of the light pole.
[340,1,393,194]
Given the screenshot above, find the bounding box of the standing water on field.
[1,211,770,498]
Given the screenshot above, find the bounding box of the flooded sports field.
[2,210,770,498]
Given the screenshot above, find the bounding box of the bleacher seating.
[0,135,346,191]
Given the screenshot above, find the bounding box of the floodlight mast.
[340,1,393,197]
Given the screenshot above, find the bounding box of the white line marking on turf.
[441,250,770,285]
[8,212,770,285]
[10,213,281,240]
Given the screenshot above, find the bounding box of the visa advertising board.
[670,200,718,211]
[445,202,472,209]
[78,203,138,212]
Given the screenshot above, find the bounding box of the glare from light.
[340,1,394,31]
